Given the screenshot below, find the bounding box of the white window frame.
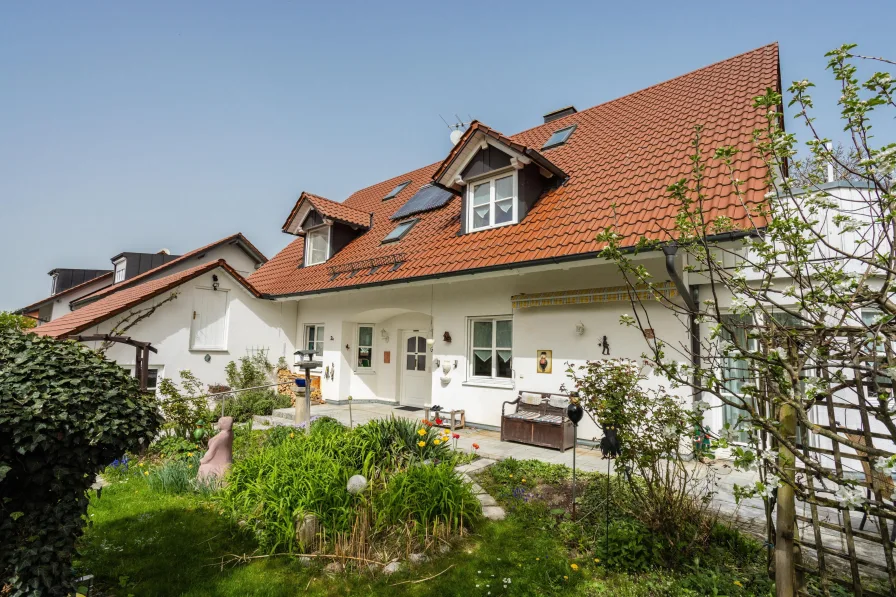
[467,169,518,232]
[304,226,331,266]
[113,258,127,283]
[304,324,325,357]
[468,316,513,381]
[189,287,230,351]
[355,324,375,372]
[718,312,757,444]
[131,365,162,392]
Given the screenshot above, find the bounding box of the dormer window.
[468,171,517,232]
[304,226,330,266]
[113,258,127,283]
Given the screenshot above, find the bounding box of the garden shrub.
[158,370,214,440]
[148,435,201,459]
[597,518,661,572]
[213,352,291,422]
[0,330,161,596]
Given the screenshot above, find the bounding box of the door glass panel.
[473,349,492,376]
[497,350,512,378]
[417,337,426,353]
[407,337,416,352]
[496,320,512,347]
[416,356,426,371]
[406,355,416,370]
[473,321,492,348]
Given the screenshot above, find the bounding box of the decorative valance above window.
[511,281,678,309]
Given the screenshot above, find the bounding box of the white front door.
[400,331,431,407]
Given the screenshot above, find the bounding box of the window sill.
[354,370,376,376]
[462,379,514,390]
[189,347,229,353]
[468,220,518,234]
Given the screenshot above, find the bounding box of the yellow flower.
[521,478,526,483]
[289,433,295,438]
[417,429,427,436]
[433,439,441,445]
[536,557,540,561]
[570,563,579,571]
[418,440,426,447]
[139,462,144,467]
[143,471,149,476]
[187,452,193,457]
[593,558,600,564]
[508,474,513,478]
[563,575,568,580]
[733,581,743,588]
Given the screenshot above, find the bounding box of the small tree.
[0,330,162,596]
[564,359,715,563]
[158,370,212,440]
[596,45,895,595]
[0,312,36,333]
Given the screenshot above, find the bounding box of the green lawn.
[75,467,781,597]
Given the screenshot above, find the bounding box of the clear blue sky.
[1,0,893,310]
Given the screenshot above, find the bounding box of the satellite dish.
[450,129,463,146]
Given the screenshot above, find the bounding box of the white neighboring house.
[29,234,296,393]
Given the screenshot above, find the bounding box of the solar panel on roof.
[390,184,455,220]
[383,180,411,201]
[542,124,577,149]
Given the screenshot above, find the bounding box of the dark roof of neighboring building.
[71,233,267,308]
[31,260,259,339]
[249,43,779,297]
[16,271,114,315]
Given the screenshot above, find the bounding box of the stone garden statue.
[198,416,234,481]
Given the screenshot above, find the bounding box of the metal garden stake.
[566,402,584,520]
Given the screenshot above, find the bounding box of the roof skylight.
[383,180,411,201]
[382,219,418,243]
[542,125,577,150]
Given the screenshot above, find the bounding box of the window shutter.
[192,288,228,349]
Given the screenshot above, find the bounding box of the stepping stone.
[469,482,486,495]
[482,506,506,521]
[477,494,497,507]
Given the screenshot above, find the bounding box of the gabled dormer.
[432,122,567,235]
[281,192,371,267]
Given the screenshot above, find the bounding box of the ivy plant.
[0,330,162,596]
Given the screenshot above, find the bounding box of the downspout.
[661,245,701,407]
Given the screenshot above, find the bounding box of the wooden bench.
[500,392,574,452]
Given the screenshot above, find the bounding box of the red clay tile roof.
[281,192,371,233]
[71,233,267,308]
[250,44,779,297]
[16,271,114,315]
[31,260,260,339]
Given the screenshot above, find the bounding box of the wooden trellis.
[762,330,896,596]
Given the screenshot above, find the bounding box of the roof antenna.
[439,114,473,146]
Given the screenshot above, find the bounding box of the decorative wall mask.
[537,350,552,374]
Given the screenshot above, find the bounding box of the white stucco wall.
[289,257,690,437]
[43,276,113,321]
[81,267,297,390]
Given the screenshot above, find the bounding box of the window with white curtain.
[468,171,517,232]
[304,227,330,266]
[469,317,513,379]
[357,324,373,370]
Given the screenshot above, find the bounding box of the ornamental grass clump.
[218,416,478,561]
